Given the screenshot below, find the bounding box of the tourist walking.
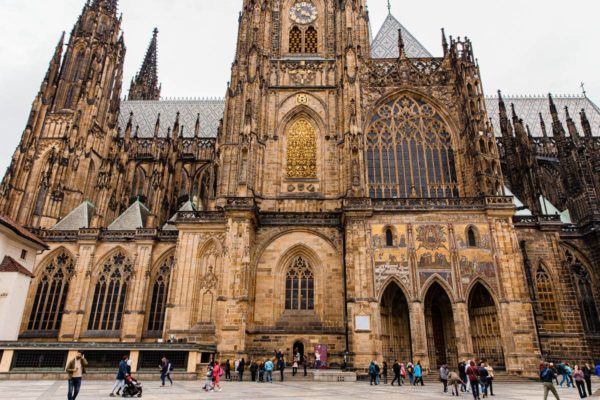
[414,361,424,386]
[573,366,587,398]
[478,362,489,398]
[485,362,495,396]
[224,359,231,381]
[440,363,450,393]
[369,361,378,385]
[466,361,480,400]
[250,360,258,382]
[160,356,173,386]
[407,362,415,385]
[203,362,214,392]
[237,358,245,382]
[449,370,464,397]
[391,360,401,386]
[212,361,223,392]
[278,356,285,381]
[382,361,388,384]
[109,355,129,397]
[558,362,569,387]
[541,362,560,400]
[65,351,87,400]
[265,358,274,383]
[582,363,593,396]
[595,362,600,378]
[400,362,407,385]
[459,361,469,393]
[292,357,298,376]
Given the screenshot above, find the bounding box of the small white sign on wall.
[355,315,371,332]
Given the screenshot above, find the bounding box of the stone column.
[122,240,154,342]
[129,350,140,373]
[409,300,429,369]
[0,350,14,372]
[452,300,474,361]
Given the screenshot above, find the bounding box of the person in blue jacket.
[109,355,129,397]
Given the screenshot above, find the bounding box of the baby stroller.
[122,375,143,398]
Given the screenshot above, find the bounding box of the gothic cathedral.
[1,0,599,374]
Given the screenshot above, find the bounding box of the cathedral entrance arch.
[380,282,412,363]
[468,283,505,369]
[293,340,305,361]
[424,282,457,368]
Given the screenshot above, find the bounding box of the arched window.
[84,161,96,201]
[27,252,75,332]
[467,227,477,247]
[285,257,314,310]
[179,169,189,199]
[535,265,560,329]
[366,95,458,199]
[286,118,317,179]
[385,228,394,247]
[88,252,133,331]
[564,248,600,333]
[305,27,318,53]
[289,26,302,53]
[34,183,48,216]
[146,254,174,333]
[132,166,146,202]
[192,170,210,210]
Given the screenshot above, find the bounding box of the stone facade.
[0,0,599,375]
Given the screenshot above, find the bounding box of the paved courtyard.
[0,380,594,400]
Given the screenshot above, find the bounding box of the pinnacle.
[128,28,161,101]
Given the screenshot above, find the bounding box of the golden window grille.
[286,118,317,179]
[289,26,302,53]
[305,27,318,53]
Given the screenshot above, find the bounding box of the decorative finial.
[581,82,587,97]
[387,0,391,14]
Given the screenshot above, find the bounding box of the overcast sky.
[0,0,598,174]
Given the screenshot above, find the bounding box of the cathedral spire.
[90,0,119,14]
[128,28,161,101]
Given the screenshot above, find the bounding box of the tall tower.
[128,28,161,101]
[0,0,126,228]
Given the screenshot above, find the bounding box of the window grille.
[289,26,302,53]
[285,256,314,310]
[138,351,188,370]
[305,27,318,53]
[11,350,67,370]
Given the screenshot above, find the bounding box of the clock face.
[289,2,318,25]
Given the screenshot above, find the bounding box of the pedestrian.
[238,358,245,381]
[212,361,223,392]
[400,362,407,385]
[566,363,574,388]
[407,362,415,385]
[540,362,560,400]
[485,362,495,396]
[414,361,424,386]
[369,361,377,385]
[250,360,258,382]
[595,362,600,378]
[224,359,231,381]
[265,358,274,383]
[203,362,214,392]
[278,356,285,381]
[65,351,87,400]
[303,355,308,376]
[440,363,450,393]
[159,356,173,386]
[292,358,298,376]
[466,360,480,400]
[459,361,469,393]
[449,370,464,397]
[558,362,568,387]
[582,363,593,397]
[382,361,388,385]
[573,366,587,398]
[258,360,265,382]
[110,355,129,397]
[478,362,489,398]
[391,360,401,386]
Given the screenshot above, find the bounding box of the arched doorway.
[424,282,457,368]
[468,283,505,369]
[380,282,412,363]
[293,341,305,361]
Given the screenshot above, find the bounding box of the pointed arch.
[132,165,146,202]
[194,237,223,325]
[466,225,479,247]
[87,249,133,332]
[424,280,457,368]
[191,168,211,210]
[84,160,96,201]
[26,248,76,333]
[379,280,412,362]
[534,262,561,330]
[145,249,175,335]
[285,256,315,310]
[468,281,505,368]
[420,274,456,303]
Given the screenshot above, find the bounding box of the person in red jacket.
[466,360,481,400]
[212,361,223,392]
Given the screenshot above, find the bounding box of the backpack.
[407,366,413,374]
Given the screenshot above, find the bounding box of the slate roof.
[107,201,150,231]
[371,13,433,59]
[0,214,47,249]
[118,99,225,139]
[486,95,600,137]
[51,201,95,231]
[163,200,198,231]
[0,256,34,278]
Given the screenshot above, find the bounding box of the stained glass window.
[88,252,133,331]
[366,95,458,198]
[285,257,314,310]
[286,118,317,179]
[535,265,560,329]
[27,252,75,332]
[146,255,174,333]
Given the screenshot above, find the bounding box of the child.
[202,363,214,392]
[449,370,465,396]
